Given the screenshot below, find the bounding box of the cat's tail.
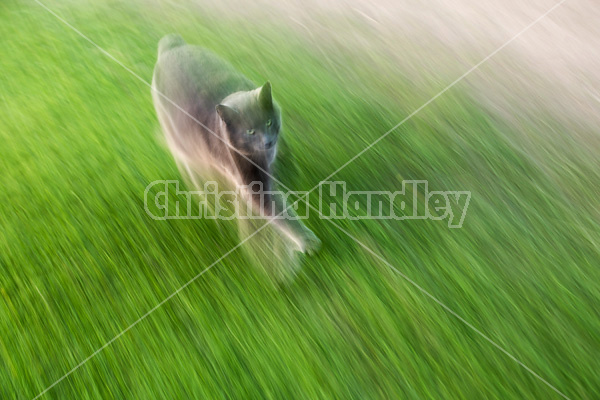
[157,34,186,57]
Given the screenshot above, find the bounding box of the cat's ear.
[216,104,238,125]
[258,81,273,110]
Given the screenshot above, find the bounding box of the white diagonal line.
[317,0,569,185]
[32,0,297,197]
[296,0,572,396]
[31,218,264,399]
[294,0,572,396]
[323,218,572,400]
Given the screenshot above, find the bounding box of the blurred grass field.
[1,0,599,398]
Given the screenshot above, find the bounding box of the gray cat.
[151,34,320,254]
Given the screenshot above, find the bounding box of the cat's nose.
[265,138,275,148]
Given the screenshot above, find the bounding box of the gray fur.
[151,34,320,254]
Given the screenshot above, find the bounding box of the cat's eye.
[266,119,272,127]
[246,129,255,135]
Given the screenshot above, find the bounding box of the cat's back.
[153,35,253,108]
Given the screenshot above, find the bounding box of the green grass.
[1,0,599,398]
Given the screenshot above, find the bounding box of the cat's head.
[216,82,281,155]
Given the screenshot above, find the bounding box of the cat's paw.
[300,229,321,256]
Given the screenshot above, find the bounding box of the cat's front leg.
[247,189,321,255]
[297,225,321,256]
[273,219,321,256]
[270,191,321,255]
